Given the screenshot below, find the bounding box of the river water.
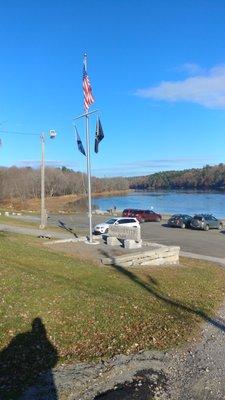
[93,190,225,218]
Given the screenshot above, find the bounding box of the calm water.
[93,191,225,218]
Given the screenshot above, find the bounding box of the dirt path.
[0,223,73,239]
[19,301,225,400]
[167,302,225,400]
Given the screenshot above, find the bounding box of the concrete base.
[107,236,122,246]
[124,239,142,249]
[101,242,180,267]
[44,236,87,245]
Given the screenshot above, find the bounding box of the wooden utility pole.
[39,133,46,229]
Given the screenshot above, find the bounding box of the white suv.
[93,217,140,235]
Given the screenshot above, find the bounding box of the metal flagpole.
[73,54,98,244]
[39,132,46,229]
[85,113,93,242]
[73,109,98,243]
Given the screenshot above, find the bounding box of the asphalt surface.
[5,213,225,259]
[46,214,225,259]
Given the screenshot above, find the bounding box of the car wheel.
[219,223,223,230]
[181,222,186,229]
[204,224,209,231]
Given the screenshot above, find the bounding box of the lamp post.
[39,133,46,229]
[0,129,56,230]
[39,130,57,229]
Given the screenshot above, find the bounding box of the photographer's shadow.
[0,317,58,399]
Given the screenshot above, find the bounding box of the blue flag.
[75,126,86,156]
[94,117,104,153]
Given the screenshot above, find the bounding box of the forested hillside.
[129,164,225,190]
[0,166,129,202]
[1,163,225,204]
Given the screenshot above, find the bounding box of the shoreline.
[1,189,225,220]
[0,189,132,213]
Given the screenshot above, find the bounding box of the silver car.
[190,214,223,231]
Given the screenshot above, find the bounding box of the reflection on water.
[93,190,225,218]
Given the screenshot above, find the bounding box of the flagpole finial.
[83,53,88,71]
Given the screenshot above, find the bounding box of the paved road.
[47,214,225,259]
[7,213,225,259]
[0,223,74,239]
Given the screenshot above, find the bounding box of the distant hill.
[1,164,225,207]
[128,164,225,191]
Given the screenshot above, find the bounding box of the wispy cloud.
[176,63,205,76]
[92,156,221,177]
[136,64,225,109]
[18,160,78,168]
[120,156,211,168]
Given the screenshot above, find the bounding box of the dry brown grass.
[0,190,130,213]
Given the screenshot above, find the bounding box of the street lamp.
[39,130,57,229]
[0,129,56,230]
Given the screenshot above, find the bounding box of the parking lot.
[49,214,225,259]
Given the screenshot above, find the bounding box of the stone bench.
[104,225,142,249]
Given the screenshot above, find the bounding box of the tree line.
[1,163,225,203]
[0,166,129,202]
[129,164,225,190]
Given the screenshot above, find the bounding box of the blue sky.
[1,0,225,177]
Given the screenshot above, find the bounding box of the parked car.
[93,217,140,235]
[122,209,162,222]
[167,214,192,229]
[122,209,133,217]
[190,214,223,231]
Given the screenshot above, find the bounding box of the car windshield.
[194,216,203,221]
[105,218,118,224]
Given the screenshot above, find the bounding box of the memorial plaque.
[108,225,141,242]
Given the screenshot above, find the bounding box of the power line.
[0,130,39,136]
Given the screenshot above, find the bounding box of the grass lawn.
[1,232,225,365]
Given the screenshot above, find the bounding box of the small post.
[40,133,46,229]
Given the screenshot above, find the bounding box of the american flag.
[83,55,94,112]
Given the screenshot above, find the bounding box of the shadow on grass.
[100,250,225,332]
[58,219,78,238]
[0,317,58,399]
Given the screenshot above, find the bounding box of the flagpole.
[73,53,98,244]
[85,113,93,243]
[83,53,93,243]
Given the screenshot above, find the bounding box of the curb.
[180,251,225,266]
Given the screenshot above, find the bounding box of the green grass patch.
[1,233,225,365]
